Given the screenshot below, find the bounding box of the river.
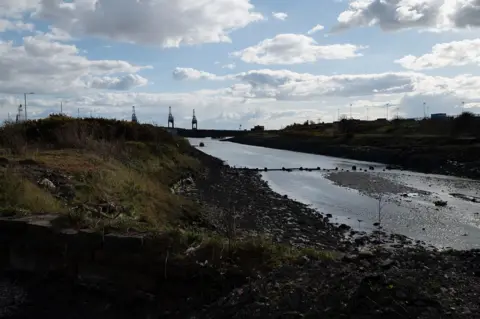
[189,138,480,250]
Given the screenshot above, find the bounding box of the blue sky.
[1,0,479,129]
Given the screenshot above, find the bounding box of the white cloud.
[0,0,39,18]
[34,0,264,47]
[307,24,325,34]
[171,67,480,118]
[395,38,480,70]
[0,19,34,32]
[172,68,224,81]
[333,0,480,32]
[272,12,288,20]
[222,63,236,70]
[231,34,366,65]
[88,74,149,90]
[0,35,151,95]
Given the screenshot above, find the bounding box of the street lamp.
[24,92,34,121]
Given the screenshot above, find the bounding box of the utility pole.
[78,108,80,118]
[423,102,426,118]
[350,103,352,119]
[60,101,63,114]
[386,103,390,120]
[24,92,34,121]
[337,108,340,121]
[366,106,369,121]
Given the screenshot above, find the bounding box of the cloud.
[307,24,325,34]
[172,67,480,117]
[172,68,224,81]
[395,38,480,70]
[34,0,264,47]
[222,63,237,70]
[333,0,480,32]
[0,34,151,95]
[0,19,35,32]
[272,12,288,20]
[88,74,149,90]
[231,34,366,65]
[0,0,39,18]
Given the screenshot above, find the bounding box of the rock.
[434,200,447,207]
[343,254,357,262]
[326,213,332,218]
[381,259,395,269]
[339,224,350,230]
[352,165,357,171]
[369,166,374,170]
[358,250,374,258]
[39,178,56,191]
[199,142,205,147]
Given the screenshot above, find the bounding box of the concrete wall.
[0,214,213,294]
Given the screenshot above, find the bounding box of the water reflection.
[189,138,480,250]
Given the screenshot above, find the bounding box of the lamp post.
[24,92,34,121]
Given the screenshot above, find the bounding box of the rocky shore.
[181,147,430,251]
[184,148,480,318]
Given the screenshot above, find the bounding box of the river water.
[189,138,480,250]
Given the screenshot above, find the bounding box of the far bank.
[226,133,480,180]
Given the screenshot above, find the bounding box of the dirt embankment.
[227,134,480,180]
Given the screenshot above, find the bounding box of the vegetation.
[0,114,201,231]
[282,111,480,138]
[0,114,332,269]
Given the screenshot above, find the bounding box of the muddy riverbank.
[181,147,424,251]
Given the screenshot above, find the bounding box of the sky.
[0,0,480,129]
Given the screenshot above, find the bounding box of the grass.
[151,228,337,270]
[0,115,201,231]
[0,167,66,217]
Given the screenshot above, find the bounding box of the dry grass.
[0,116,201,230]
[0,168,66,216]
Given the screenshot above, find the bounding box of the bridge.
[175,128,248,138]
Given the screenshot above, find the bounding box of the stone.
[358,250,374,258]
[381,259,395,269]
[39,178,56,191]
[434,200,447,207]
